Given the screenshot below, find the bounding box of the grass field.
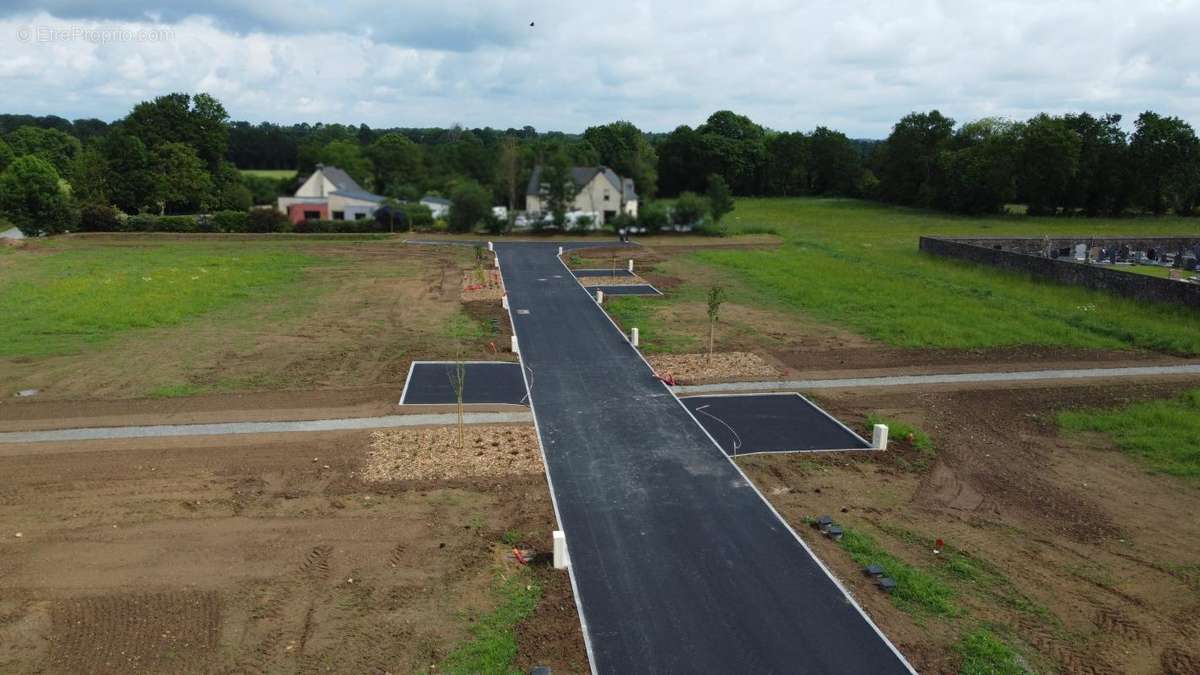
[669,198,1200,354]
[239,168,296,180]
[1059,388,1200,478]
[0,242,316,358]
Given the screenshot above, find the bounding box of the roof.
[315,164,361,192]
[330,188,385,203]
[526,165,630,198]
[420,196,451,206]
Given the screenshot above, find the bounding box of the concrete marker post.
[628,259,634,273]
[631,327,639,347]
[553,530,569,569]
[487,241,494,251]
[595,289,604,304]
[502,294,509,310]
[510,335,519,354]
[558,246,564,256]
[872,424,889,450]
[494,255,499,268]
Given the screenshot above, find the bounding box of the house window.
[604,191,611,201]
[354,212,366,220]
[332,210,345,220]
[303,210,320,220]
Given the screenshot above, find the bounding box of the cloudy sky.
[2,1,1198,137]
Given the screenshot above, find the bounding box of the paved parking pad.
[682,393,872,455]
[399,361,528,405]
[572,268,637,278]
[591,284,662,296]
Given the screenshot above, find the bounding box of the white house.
[277,164,385,223]
[420,196,451,219]
[525,165,638,226]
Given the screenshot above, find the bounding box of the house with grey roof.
[525,165,638,226]
[419,195,451,219]
[277,164,386,224]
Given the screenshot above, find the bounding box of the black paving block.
[682,393,871,456]
[591,284,661,296]
[572,268,637,278]
[400,362,528,405]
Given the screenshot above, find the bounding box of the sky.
[1,1,1198,137]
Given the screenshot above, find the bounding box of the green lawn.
[1059,389,1200,478]
[239,168,296,180]
[0,242,317,358]
[685,198,1200,354]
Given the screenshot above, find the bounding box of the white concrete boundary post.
[502,294,509,310]
[628,259,634,273]
[494,256,499,268]
[553,530,569,569]
[873,424,889,450]
[510,335,519,354]
[487,241,494,251]
[596,290,604,304]
[631,327,639,347]
[558,246,564,256]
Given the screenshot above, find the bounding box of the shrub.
[608,212,636,232]
[672,191,710,227]
[637,202,669,233]
[448,180,491,233]
[402,204,434,231]
[246,208,290,233]
[154,215,200,233]
[77,202,121,232]
[483,212,506,235]
[212,210,249,233]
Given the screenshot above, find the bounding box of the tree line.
[1,93,1197,236]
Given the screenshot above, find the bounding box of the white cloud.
[0,1,1198,136]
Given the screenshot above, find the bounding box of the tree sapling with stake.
[706,285,725,364]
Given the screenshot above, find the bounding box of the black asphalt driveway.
[496,242,912,674]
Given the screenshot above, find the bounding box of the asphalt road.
[497,242,912,674]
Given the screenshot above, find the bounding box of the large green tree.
[0,137,13,171]
[1063,113,1128,216]
[5,126,82,174]
[875,110,955,205]
[316,140,373,187]
[808,127,862,196]
[152,142,213,214]
[1019,114,1081,216]
[1129,111,1199,215]
[582,121,658,197]
[0,155,77,235]
[447,179,491,233]
[97,128,157,214]
[124,92,229,170]
[763,132,811,196]
[933,118,1019,215]
[367,132,424,193]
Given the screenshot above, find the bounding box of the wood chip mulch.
[647,352,782,384]
[360,425,542,481]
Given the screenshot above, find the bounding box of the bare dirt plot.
[737,382,1200,674]
[0,430,587,674]
[362,425,542,481]
[647,351,782,384]
[0,242,513,404]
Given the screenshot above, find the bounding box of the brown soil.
[362,425,541,481]
[578,275,648,287]
[461,266,505,301]
[0,243,512,404]
[0,429,587,674]
[646,351,782,384]
[738,382,1200,674]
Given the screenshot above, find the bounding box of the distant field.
[0,241,315,358]
[239,168,296,179]
[673,198,1200,355]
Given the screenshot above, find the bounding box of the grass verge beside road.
[1059,388,1200,478]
